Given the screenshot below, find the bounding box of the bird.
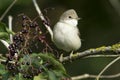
[53,9,81,52]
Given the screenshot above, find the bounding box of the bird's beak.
[77,17,82,20]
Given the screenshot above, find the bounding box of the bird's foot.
[59,54,64,62]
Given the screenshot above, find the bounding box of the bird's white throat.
[61,19,78,27]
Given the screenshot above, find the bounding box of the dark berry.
[13,43,18,49]
[10,50,15,56]
[21,29,28,34]
[5,60,9,64]
[33,32,37,35]
[13,35,18,41]
[23,74,31,79]
[42,20,50,26]
[29,75,33,78]
[22,23,26,27]
[17,36,21,40]
[26,62,30,65]
[26,75,31,79]
[12,73,16,76]
[22,62,25,65]
[8,46,13,50]
[10,53,14,56]
[28,48,32,53]
[22,15,27,20]
[44,62,49,67]
[15,62,20,66]
[37,27,41,32]
[29,23,34,28]
[34,72,39,76]
[8,66,12,70]
[16,41,21,45]
[8,44,15,50]
[23,74,27,78]
[7,56,12,61]
[20,38,24,42]
[38,67,43,73]
[33,21,38,26]
[10,48,17,53]
[11,65,15,69]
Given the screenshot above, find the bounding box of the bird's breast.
[53,22,81,52]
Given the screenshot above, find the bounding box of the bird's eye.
[68,16,72,18]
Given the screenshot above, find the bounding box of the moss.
[89,46,106,52]
[95,46,106,51]
[111,43,120,51]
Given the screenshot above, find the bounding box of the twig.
[109,0,120,16]
[60,44,120,62]
[0,40,9,49]
[72,73,120,80]
[0,0,17,21]
[32,0,53,40]
[0,59,15,64]
[8,16,13,43]
[83,54,119,58]
[96,56,120,80]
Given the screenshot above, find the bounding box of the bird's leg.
[70,50,74,59]
[59,53,64,62]
[59,51,74,62]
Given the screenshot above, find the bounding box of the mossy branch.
[60,43,120,62]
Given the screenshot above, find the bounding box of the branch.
[109,0,120,16]
[96,56,120,80]
[0,59,15,64]
[0,0,17,21]
[83,54,119,58]
[60,43,120,62]
[0,40,9,49]
[32,0,53,40]
[8,16,13,43]
[72,73,120,80]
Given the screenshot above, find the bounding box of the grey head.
[60,9,80,21]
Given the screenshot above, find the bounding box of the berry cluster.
[6,15,43,61]
[4,15,53,79]
[5,60,51,79]
[21,61,51,79]
[6,63,19,76]
[8,34,24,60]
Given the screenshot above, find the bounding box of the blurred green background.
[0,0,120,80]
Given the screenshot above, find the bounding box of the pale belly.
[53,22,81,52]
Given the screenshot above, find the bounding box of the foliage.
[0,15,69,80]
[0,22,14,39]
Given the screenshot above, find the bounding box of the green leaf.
[0,32,9,39]
[0,64,6,75]
[0,64,11,80]
[0,22,7,32]
[0,22,15,39]
[47,70,69,80]
[0,22,15,34]
[48,70,58,80]
[37,53,66,73]
[34,74,41,80]
[2,72,11,80]
[53,70,70,79]
[15,73,24,80]
[30,53,68,79]
[33,73,47,80]
[6,28,15,35]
